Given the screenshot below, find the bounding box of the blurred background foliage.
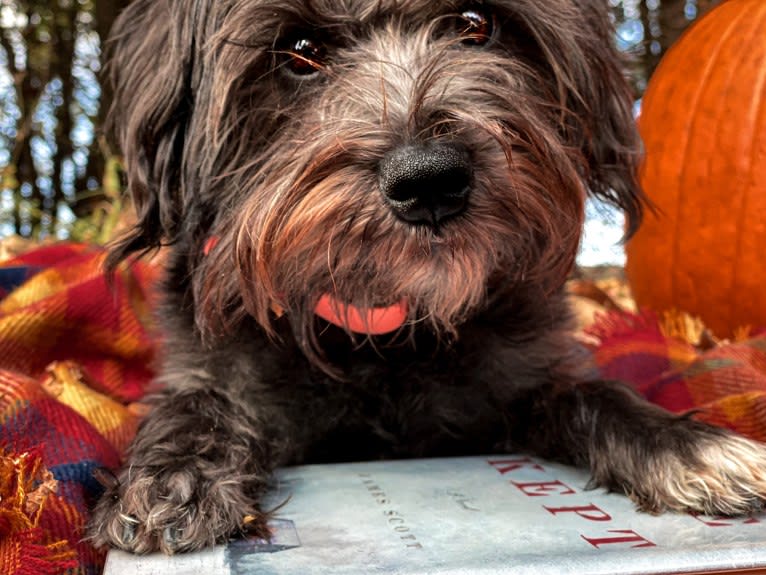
[0,0,720,245]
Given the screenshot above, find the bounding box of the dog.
[90,0,766,555]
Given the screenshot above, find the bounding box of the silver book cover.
[104,456,766,575]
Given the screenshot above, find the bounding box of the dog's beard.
[197,128,586,353]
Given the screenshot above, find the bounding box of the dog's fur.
[90,0,766,555]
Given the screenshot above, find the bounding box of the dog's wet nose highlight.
[378,142,472,227]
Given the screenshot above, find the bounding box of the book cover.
[104,456,766,575]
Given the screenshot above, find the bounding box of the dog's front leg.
[512,380,766,516]
[89,385,275,554]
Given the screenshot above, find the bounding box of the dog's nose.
[378,143,472,226]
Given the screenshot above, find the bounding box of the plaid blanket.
[0,244,158,575]
[1,244,765,574]
[588,311,766,442]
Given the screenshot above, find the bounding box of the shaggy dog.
[90,0,766,555]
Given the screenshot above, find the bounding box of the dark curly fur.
[89,0,766,555]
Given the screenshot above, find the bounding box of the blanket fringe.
[585,309,663,344]
[586,307,752,352]
[0,449,77,575]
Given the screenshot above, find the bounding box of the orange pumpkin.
[625,0,766,337]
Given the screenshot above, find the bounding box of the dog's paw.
[88,464,268,554]
[656,431,766,516]
[594,422,766,516]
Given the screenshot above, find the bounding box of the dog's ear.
[104,0,199,267]
[566,2,646,238]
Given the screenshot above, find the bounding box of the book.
[104,455,766,575]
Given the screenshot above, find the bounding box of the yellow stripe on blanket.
[40,361,140,454]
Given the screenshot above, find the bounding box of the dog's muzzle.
[378,142,472,227]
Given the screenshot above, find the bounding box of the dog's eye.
[282,37,327,76]
[457,7,495,46]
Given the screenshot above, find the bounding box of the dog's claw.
[163,526,182,550]
[120,515,138,545]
